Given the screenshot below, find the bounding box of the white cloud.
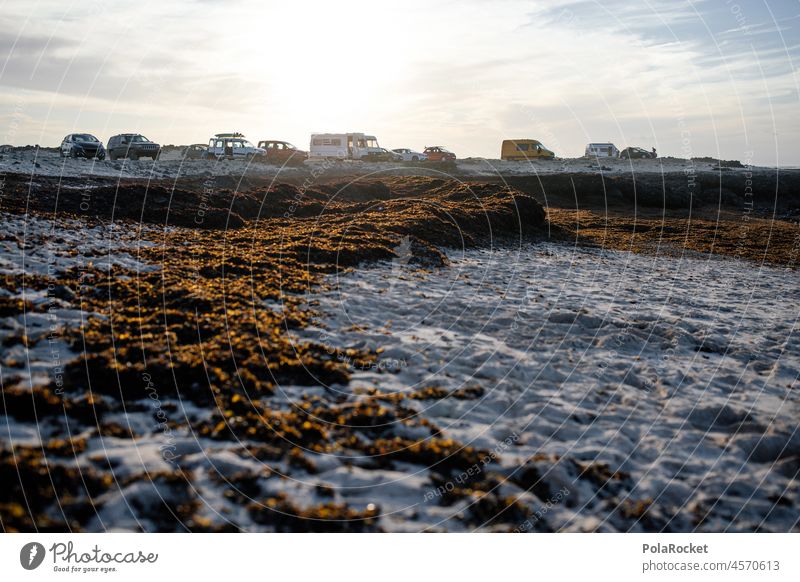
[0,0,797,164]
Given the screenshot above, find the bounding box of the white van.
[309,133,382,160]
[585,143,619,158]
[207,133,266,160]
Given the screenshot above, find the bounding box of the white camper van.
[309,133,383,160]
[585,143,619,158]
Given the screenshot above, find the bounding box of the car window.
[516,143,529,151]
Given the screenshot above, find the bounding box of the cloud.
[0,27,266,114]
[0,0,796,164]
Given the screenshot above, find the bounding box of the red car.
[423,146,456,162]
[257,140,308,165]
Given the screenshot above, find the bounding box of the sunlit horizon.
[1,0,798,165]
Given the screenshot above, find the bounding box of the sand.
[0,157,797,532]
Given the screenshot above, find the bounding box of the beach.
[1,151,798,532]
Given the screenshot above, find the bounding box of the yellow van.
[501,139,555,161]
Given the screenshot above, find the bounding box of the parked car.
[619,146,656,159]
[423,146,456,162]
[107,134,160,160]
[391,148,427,162]
[500,139,554,161]
[257,140,308,165]
[181,144,208,160]
[364,148,401,162]
[585,142,619,158]
[60,134,106,159]
[207,133,265,160]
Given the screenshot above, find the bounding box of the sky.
[0,0,798,165]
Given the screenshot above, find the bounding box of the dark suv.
[60,134,106,159]
[107,134,160,160]
[619,147,656,159]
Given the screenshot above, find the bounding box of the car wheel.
[70,148,78,159]
[412,156,419,162]
[129,152,138,161]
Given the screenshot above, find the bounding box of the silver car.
[391,148,428,162]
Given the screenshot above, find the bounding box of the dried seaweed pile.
[1,177,553,531]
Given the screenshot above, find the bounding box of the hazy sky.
[1,0,798,165]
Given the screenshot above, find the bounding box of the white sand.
[294,243,800,531]
[2,212,797,531]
